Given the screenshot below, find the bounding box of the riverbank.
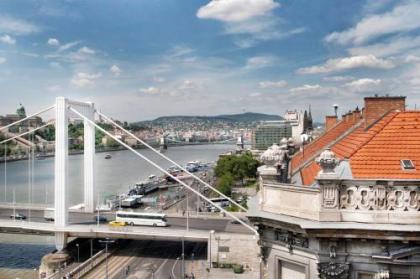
[0,142,235,164]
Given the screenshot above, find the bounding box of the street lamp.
[99,238,115,279]
[75,243,80,262]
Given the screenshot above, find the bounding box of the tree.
[216,173,234,196]
[214,152,260,186]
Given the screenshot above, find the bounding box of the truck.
[44,208,55,221]
[121,197,138,208]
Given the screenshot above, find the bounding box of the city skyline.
[0,0,419,122]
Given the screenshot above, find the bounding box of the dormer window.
[401,159,415,170]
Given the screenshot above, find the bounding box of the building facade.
[249,96,420,279]
[252,121,292,151]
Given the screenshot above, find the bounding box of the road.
[83,239,207,279]
[0,208,250,234]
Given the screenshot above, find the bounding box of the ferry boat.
[134,175,166,195]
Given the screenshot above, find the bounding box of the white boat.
[135,175,166,195]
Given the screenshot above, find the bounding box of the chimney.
[325,115,337,130]
[364,96,406,127]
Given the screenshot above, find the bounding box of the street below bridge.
[82,239,206,279]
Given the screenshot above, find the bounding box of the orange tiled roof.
[291,117,359,172]
[351,111,420,179]
[299,112,398,185]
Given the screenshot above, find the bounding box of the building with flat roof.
[248,95,420,279]
[252,121,292,150]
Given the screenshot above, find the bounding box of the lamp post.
[99,238,115,279]
[76,243,80,262]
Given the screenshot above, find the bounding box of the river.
[0,144,233,279]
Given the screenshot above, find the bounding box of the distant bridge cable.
[71,107,257,234]
[95,110,247,212]
[0,121,55,145]
[0,105,55,132]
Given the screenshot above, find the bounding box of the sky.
[0,0,420,122]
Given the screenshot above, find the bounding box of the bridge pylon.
[54,97,95,249]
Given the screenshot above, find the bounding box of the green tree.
[216,173,234,196]
[214,152,260,186]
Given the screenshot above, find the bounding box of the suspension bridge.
[0,97,258,254]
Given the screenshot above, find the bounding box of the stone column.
[83,103,95,213]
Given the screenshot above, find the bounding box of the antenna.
[333,104,339,117]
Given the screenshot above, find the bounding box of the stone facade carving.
[275,230,308,252]
[339,185,420,211]
[322,183,339,208]
[317,262,350,279]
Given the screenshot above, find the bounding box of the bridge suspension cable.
[0,121,54,145]
[0,105,55,132]
[71,107,257,234]
[95,110,247,212]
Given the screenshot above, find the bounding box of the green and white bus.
[116,211,168,227]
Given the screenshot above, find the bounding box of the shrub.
[233,264,244,274]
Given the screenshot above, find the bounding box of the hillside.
[131,112,282,128]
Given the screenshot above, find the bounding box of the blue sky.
[0,0,420,121]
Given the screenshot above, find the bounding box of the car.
[94,215,108,223]
[230,218,248,225]
[108,220,126,227]
[10,213,26,220]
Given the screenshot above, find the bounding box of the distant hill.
[131,112,283,127]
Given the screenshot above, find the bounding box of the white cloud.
[47,85,62,92]
[290,84,321,92]
[0,15,40,35]
[0,34,15,45]
[297,55,395,74]
[110,65,122,77]
[58,41,81,52]
[259,80,287,88]
[153,76,166,83]
[197,0,302,48]
[49,62,62,69]
[323,76,354,82]
[139,86,161,95]
[197,0,279,22]
[244,56,277,70]
[349,36,420,57]
[47,38,60,46]
[71,72,101,88]
[325,1,420,45]
[179,80,198,90]
[78,46,95,55]
[343,78,382,92]
[0,57,6,64]
[249,92,262,97]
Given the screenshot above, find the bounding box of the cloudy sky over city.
[0,0,420,121]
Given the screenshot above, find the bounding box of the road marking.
[171,258,180,279]
[155,258,169,275]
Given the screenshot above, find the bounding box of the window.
[218,246,229,252]
[401,159,415,170]
[278,260,306,279]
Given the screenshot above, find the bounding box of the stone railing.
[260,180,321,220]
[260,178,420,224]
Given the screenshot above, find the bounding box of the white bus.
[115,211,168,227]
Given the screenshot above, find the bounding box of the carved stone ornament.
[339,185,420,211]
[316,148,339,177]
[317,262,349,279]
[260,143,286,167]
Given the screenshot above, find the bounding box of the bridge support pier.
[55,231,68,251]
[83,103,95,213]
[54,97,68,228]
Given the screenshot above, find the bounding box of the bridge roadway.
[0,208,250,242]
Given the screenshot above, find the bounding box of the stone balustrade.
[260,177,420,224]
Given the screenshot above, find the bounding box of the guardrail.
[65,249,109,278]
